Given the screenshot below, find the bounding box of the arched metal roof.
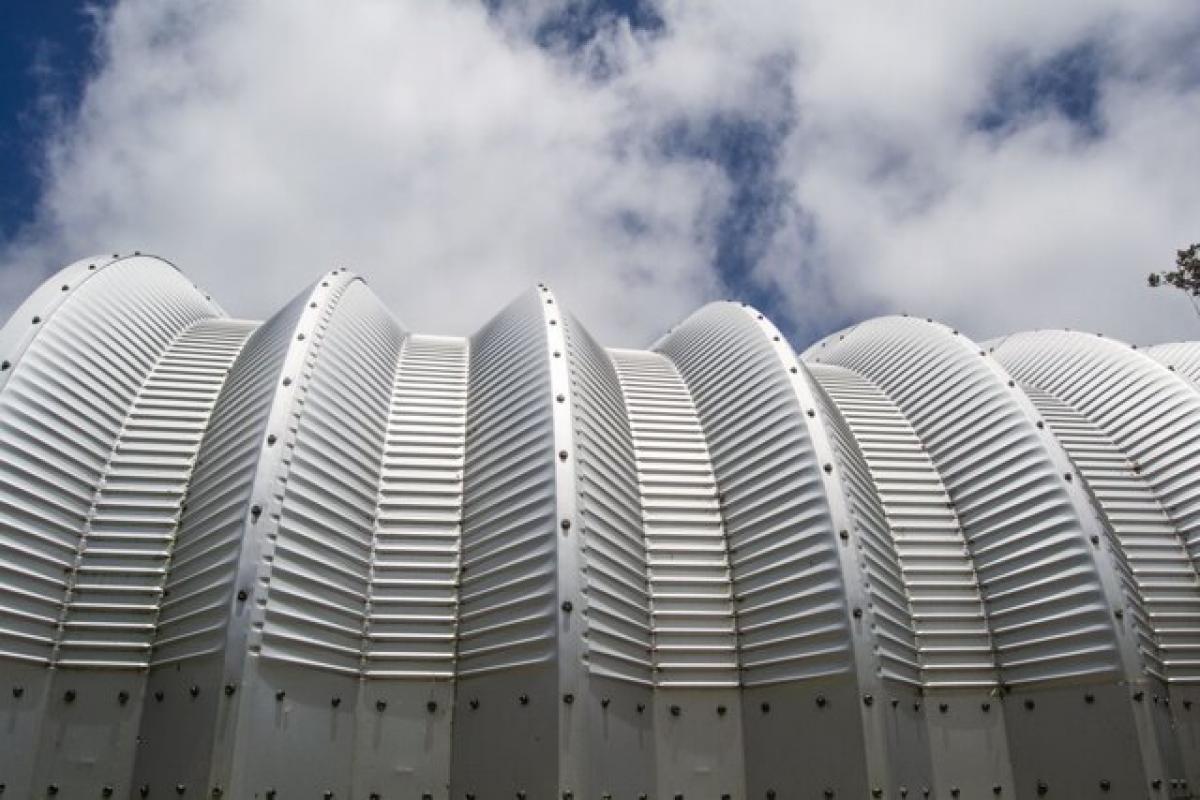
[1,260,1198,799]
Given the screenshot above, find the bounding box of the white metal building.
[0,254,1197,798]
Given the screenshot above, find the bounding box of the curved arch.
[0,255,221,665]
[657,302,929,798]
[808,363,998,690]
[991,330,1200,682]
[805,316,1132,685]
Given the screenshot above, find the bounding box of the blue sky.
[1,2,1197,347]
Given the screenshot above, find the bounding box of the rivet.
[236,590,248,602]
[331,696,341,707]
[519,694,529,705]
[267,434,277,445]
[670,704,680,716]
[0,361,8,370]
[982,702,991,712]
[175,786,185,795]
[309,302,317,308]
[939,703,949,713]
[807,409,815,418]
[1036,421,1044,428]
[552,351,561,358]
[103,787,114,797]
[282,377,292,387]
[1100,779,1111,791]
[518,793,528,800]
[761,702,771,713]
[250,505,262,520]
[118,690,130,705]
[993,785,1002,795]
[324,792,333,799]
[561,601,573,612]
[772,335,780,342]
[470,698,480,710]
[32,316,40,324]
[717,704,726,715]
[558,450,568,460]
[321,281,329,287]
[1037,780,1048,795]
[61,285,69,291]
[1151,779,1162,789]
[636,703,645,713]
[1133,690,1145,702]
[1024,699,1035,710]
[556,394,565,403]
[839,530,849,541]
[560,519,571,531]
[1085,692,1095,704]
[88,264,96,270]
[47,785,59,795]
[11,685,23,698]
[1184,699,1193,710]
[823,463,833,473]
[1064,473,1072,481]
[951,789,959,797]
[891,698,899,708]
[601,697,610,708]
[189,685,200,698]
[297,333,305,341]
[376,699,387,711]
[1090,535,1099,545]
[140,786,149,797]
[873,790,883,798]
[549,319,557,326]
[790,366,798,373]
[563,693,574,704]
[852,607,863,619]
[64,689,76,703]
[155,690,164,702]
[821,792,832,800]
[426,700,438,713]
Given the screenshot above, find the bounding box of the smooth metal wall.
[2,259,1198,799]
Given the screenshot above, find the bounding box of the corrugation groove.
[611,348,736,687]
[807,369,922,687]
[55,319,255,668]
[152,290,310,665]
[806,318,1121,685]
[563,317,653,685]
[657,303,852,687]
[457,294,557,676]
[0,260,218,664]
[810,363,998,689]
[993,332,1200,682]
[260,281,403,674]
[364,334,468,679]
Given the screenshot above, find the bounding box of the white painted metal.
[2,259,1198,798]
[365,333,468,679]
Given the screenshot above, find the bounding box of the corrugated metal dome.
[1,254,1198,799]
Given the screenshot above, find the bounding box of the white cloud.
[2,0,1199,346]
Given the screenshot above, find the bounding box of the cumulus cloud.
[2,0,1198,346]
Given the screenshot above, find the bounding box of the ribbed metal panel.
[259,281,403,674]
[1146,341,1200,390]
[54,319,254,668]
[456,293,557,676]
[993,331,1200,682]
[152,289,308,665]
[657,303,852,686]
[611,349,736,687]
[562,319,653,685]
[807,369,922,687]
[806,317,1123,685]
[810,363,998,689]
[0,257,219,664]
[5,258,1198,797]
[364,334,468,679]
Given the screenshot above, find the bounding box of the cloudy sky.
[1,0,1198,347]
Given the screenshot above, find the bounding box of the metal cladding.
[1,258,1198,799]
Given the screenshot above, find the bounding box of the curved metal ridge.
[2,260,1198,799]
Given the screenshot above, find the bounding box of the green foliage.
[1148,243,1200,296]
